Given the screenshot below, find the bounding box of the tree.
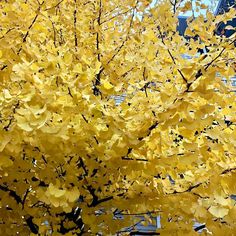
[0,0,236,235]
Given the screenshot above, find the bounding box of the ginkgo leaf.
[0,135,11,152]
[15,116,33,132]
[74,63,83,73]
[66,188,80,202]
[3,89,12,100]
[1,0,236,234]
[181,2,192,12]
[208,206,229,218]
[95,61,102,74]
[64,52,73,65]
[47,184,66,198]
[200,4,208,9]
[102,80,113,90]
[0,155,13,168]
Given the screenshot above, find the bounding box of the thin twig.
[73,0,78,48]
[45,0,64,11]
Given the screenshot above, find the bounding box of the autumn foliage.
[0,0,236,235]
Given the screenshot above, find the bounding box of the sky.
[149,0,220,16]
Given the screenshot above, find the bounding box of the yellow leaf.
[64,52,73,65]
[103,80,113,90]
[0,155,13,168]
[0,135,11,152]
[181,1,192,12]
[95,61,102,74]
[74,63,83,73]
[145,30,156,41]
[15,115,33,132]
[66,188,80,202]
[200,4,208,9]
[208,206,229,218]
[48,184,66,198]
[3,89,12,100]
[214,195,231,206]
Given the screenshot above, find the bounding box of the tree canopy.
[0,0,236,235]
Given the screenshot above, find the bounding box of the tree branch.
[157,26,188,85]
[22,1,44,43]
[0,185,23,204]
[93,0,103,96]
[106,1,138,66]
[194,224,206,232]
[221,167,236,175]
[26,216,39,234]
[100,8,132,24]
[73,0,78,48]
[45,0,64,11]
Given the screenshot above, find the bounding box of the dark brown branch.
[167,49,176,65]
[68,87,73,97]
[106,1,138,66]
[87,185,113,207]
[4,100,20,131]
[57,208,84,234]
[157,26,165,45]
[45,0,64,11]
[103,6,119,17]
[157,26,189,84]
[170,182,203,195]
[170,0,177,13]
[194,224,206,232]
[22,189,30,209]
[116,210,162,216]
[221,167,236,175]
[122,156,148,162]
[78,157,88,176]
[177,69,188,84]
[186,37,236,92]
[22,1,44,42]
[1,65,8,71]
[73,0,78,48]
[121,121,158,160]
[138,121,159,141]
[204,47,225,71]
[81,114,88,123]
[3,116,13,131]
[0,185,23,204]
[93,0,102,96]
[0,28,14,40]
[119,67,134,79]
[94,136,99,144]
[142,67,148,97]
[192,192,209,199]
[26,216,39,234]
[100,8,132,24]
[92,196,113,207]
[49,17,57,47]
[42,155,48,164]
